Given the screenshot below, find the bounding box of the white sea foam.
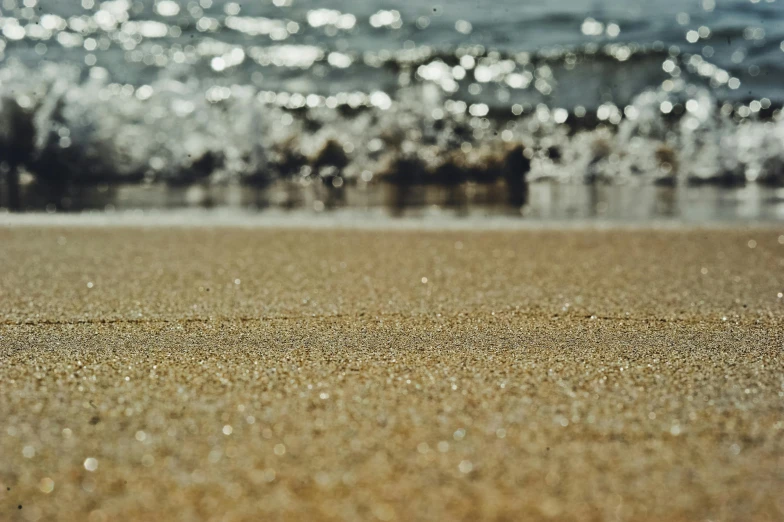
[1,59,782,192]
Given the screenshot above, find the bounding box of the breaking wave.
[0,49,782,211]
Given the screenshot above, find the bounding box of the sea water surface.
[0,0,783,217]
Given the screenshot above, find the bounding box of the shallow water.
[6,182,784,224]
[0,0,783,209]
[6,0,783,105]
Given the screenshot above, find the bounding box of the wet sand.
[1,226,783,521]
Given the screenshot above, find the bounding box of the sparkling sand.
[1,226,783,521]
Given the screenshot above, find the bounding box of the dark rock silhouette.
[383,156,428,214]
[502,145,530,208]
[0,97,36,210]
[546,146,562,162]
[169,151,223,187]
[313,140,349,207]
[313,140,348,175]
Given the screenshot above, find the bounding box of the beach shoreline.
[2,207,784,230]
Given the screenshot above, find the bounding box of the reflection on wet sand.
[2,178,784,223]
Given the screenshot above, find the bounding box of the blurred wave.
[0,0,783,211]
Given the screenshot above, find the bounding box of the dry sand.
[0,226,782,521]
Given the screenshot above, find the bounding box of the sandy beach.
[1,225,783,521]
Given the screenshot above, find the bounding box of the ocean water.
[0,0,784,213]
